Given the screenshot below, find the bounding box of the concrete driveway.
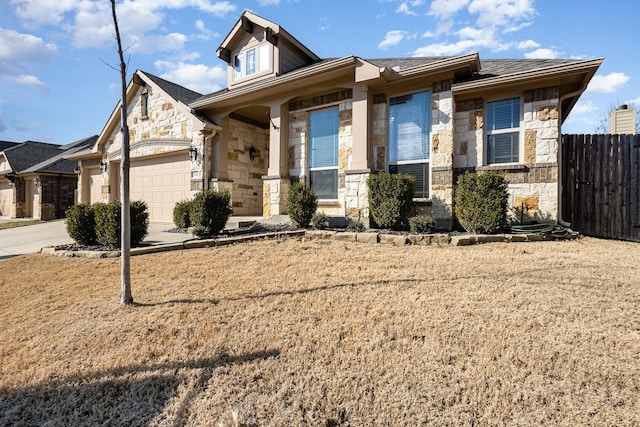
[0,220,188,260]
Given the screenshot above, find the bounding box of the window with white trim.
[309,108,339,199]
[486,97,520,164]
[388,90,431,199]
[233,43,270,81]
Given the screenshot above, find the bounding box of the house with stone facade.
[71,10,602,228]
[0,136,95,219]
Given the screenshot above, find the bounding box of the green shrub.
[409,214,436,234]
[173,199,192,229]
[65,203,96,245]
[287,183,318,228]
[189,189,233,238]
[94,202,121,247]
[93,200,149,247]
[367,173,414,230]
[311,212,329,230]
[454,171,509,234]
[346,220,366,232]
[130,200,150,245]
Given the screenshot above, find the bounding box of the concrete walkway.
[0,216,268,260]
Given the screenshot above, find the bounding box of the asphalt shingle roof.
[143,72,204,105]
[1,136,97,175]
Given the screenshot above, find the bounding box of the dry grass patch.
[0,219,44,230]
[1,237,639,425]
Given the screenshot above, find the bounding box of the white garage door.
[130,154,190,222]
[0,181,13,217]
[88,168,103,204]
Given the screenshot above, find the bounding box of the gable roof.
[217,10,319,63]
[1,136,97,175]
[0,141,19,152]
[78,70,222,159]
[143,72,203,105]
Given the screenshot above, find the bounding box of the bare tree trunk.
[110,0,132,306]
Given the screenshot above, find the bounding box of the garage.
[130,154,191,222]
[0,181,14,217]
[85,168,103,205]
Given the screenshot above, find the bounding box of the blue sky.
[0,0,637,144]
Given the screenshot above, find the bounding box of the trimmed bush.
[94,202,121,247]
[287,183,318,228]
[346,220,365,232]
[409,214,436,234]
[454,170,509,234]
[189,189,233,238]
[173,199,192,229]
[65,203,97,245]
[93,200,150,247]
[368,173,415,230]
[130,200,150,245]
[311,212,329,230]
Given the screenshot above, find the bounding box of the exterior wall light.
[249,146,257,161]
[74,165,81,175]
[100,160,108,172]
[188,146,198,161]
[33,177,41,187]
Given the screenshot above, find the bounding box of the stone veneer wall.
[225,118,269,216]
[104,85,198,200]
[453,87,561,221]
[288,90,353,217]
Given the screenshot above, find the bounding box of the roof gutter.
[452,58,605,94]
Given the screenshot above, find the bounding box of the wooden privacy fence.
[561,134,640,242]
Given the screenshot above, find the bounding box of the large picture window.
[309,108,339,199]
[388,90,430,199]
[486,98,520,164]
[233,43,270,81]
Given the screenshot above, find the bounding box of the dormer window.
[233,43,271,81]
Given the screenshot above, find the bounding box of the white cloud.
[428,0,468,19]
[571,100,598,115]
[587,72,630,93]
[625,96,640,107]
[3,74,49,90]
[524,48,559,59]
[195,19,218,41]
[10,0,77,26]
[257,0,280,5]
[378,30,407,49]
[468,0,535,28]
[0,28,57,73]
[396,2,418,15]
[516,40,539,50]
[154,61,226,94]
[0,111,6,133]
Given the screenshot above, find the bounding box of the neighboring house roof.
[1,136,97,175]
[22,135,97,175]
[0,141,19,152]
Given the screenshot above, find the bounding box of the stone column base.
[262,176,290,218]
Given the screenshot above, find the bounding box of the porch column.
[345,83,372,224]
[263,101,290,217]
[209,116,234,198]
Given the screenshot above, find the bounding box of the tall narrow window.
[486,98,520,164]
[388,91,430,199]
[309,108,339,199]
[141,89,149,119]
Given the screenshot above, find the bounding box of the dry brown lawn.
[1,236,639,426]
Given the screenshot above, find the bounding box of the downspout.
[557,85,587,227]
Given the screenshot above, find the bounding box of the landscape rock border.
[41,228,580,258]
